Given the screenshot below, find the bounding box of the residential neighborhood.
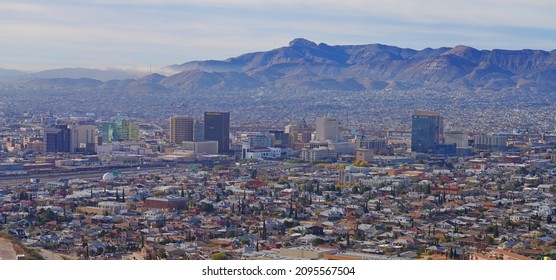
[1,110,556,260]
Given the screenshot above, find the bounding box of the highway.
[0,160,290,188]
[0,163,200,187]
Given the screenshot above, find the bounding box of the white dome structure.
[102,172,116,182]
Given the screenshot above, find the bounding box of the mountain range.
[4,38,556,93]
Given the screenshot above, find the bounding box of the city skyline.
[3,0,556,269]
[2,0,556,71]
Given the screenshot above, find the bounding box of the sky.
[2,0,556,71]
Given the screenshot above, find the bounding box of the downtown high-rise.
[204,112,230,154]
[411,110,444,153]
[170,116,194,145]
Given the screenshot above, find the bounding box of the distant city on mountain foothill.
[0,39,555,261]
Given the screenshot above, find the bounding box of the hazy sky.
[2,0,556,71]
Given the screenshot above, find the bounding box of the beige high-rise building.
[315,116,339,142]
[285,122,313,149]
[68,125,98,154]
[170,116,194,144]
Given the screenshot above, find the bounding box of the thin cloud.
[1,0,556,70]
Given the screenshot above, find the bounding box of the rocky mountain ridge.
[5,38,556,93]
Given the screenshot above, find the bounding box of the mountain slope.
[12,39,556,93]
[162,38,556,92]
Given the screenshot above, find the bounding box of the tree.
[262,218,267,240]
[63,182,70,198]
[547,216,553,224]
[82,242,89,259]
[201,203,214,213]
[485,235,494,245]
[354,230,364,241]
[211,252,228,260]
[157,248,167,259]
[311,238,325,246]
[517,166,529,175]
[289,196,293,218]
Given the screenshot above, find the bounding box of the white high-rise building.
[315,116,339,142]
[444,131,469,148]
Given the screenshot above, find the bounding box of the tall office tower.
[411,110,444,153]
[44,124,71,153]
[194,120,204,142]
[357,138,390,155]
[119,120,140,141]
[473,134,508,152]
[285,122,313,149]
[170,116,194,144]
[101,122,121,143]
[204,112,230,154]
[269,130,289,148]
[69,125,98,154]
[315,116,339,142]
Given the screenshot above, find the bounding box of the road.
[37,248,69,260]
[0,163,200,187]
[0,238,17,260]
